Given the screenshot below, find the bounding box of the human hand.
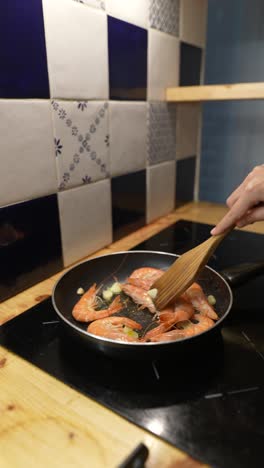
[211,165,264,235]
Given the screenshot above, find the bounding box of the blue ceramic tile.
[0,195,62,301]
[111,170,146,240]
[108,16,147,100]
[180,42,202,86]
[0,1,50,98]
[199,101,259,203]
[176,157,196,206]
[205,0,264,85]
[200,0,264,203]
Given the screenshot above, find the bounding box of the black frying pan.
[52,251,264,360]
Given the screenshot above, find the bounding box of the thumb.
[237,205,264,227]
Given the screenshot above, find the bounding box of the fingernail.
[211,228,216,235]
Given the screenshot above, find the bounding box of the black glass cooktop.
[1,220,264,468]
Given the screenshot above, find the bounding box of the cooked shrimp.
[183,283,219,320]
[127,267,164,290]
[122,283,157,313]
[151,314,215,342]
[177,314,215,336]
[150,330,187,342]
[72,283,123,322]
[87,316,142,342]
[142,301,192,341]
[157,306,174,322]
[143,317,179,341]
[159,297,194,322]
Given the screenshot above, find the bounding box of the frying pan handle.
[220,261,264,287]
[117,443,149,468]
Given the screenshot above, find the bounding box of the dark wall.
[199,0,264,203]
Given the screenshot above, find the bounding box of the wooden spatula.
[153,228,233,310]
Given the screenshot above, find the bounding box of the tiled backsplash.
[0,0,207,301]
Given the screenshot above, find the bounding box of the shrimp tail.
[108,295,123,314]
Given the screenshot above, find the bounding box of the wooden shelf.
[166,82,264,102]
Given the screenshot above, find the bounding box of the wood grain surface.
[1,201,264,467]
[166,82,264,102]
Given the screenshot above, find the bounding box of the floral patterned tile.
[51,100,109,191]
[150,0,180,37]
[73,0,105,10]
[148,102,176,165]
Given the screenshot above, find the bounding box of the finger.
[227,166,264,208]
[237,205,264,227]
[211,191,258,235]
[226,170,258,208]
[226,182,245,208]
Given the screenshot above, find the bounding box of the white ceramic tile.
[109,102,147,177]
[58,179,112,266]
[148,30,179,101]
[176,103,201,160]
[106,0,149,28]
[51,100,109,190]
[73,0,105,10]
[147,161,176,223]
[42,0,108,99]
[180,0,208,47]
[148,102,176,165]
[0,100,57,208]
[150,0,180,37]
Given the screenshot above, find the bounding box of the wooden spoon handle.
[205,225,235,250]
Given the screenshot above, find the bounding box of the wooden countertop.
[1,201,264,468]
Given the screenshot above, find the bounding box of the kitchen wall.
[0,0,207,301]
[199,0,264,203]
